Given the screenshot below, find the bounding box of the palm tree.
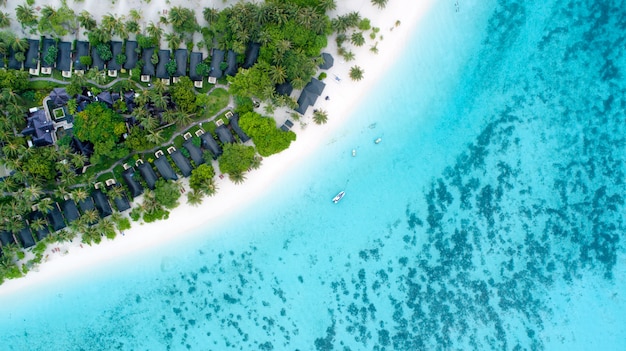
[30,218,47,232]
[202,7,219,26]
[269,65,287,84]
[0,11,11,29]
[146,22,163,43]
[82,209,100,225]
[351,32,365,47]
[291,77,306,90]
[160,110,177,125]
[186,190,204,206]
[108,186,125,200]
[78,11,97,31]
[9,36,28,53]
[317,0,337,12]
[24,185,43,202]
[54,186,69,200]
[150,91,169,110]
[349,66,364,81]
[36,198,55,214]
[15,4,37,30]
[250,156,262,170]
[97,218,116,239]
[139,115,159,132]
[129,9,141,22]
[71,188,89,202]
[146,130,165,145]
[152,79,167,95]
[313,109,329,125]
[175,111,193,128]
[69,153,88,169]
[229,171,246,184]
[371,0,389,9]
[165,32,182,51]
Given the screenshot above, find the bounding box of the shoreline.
[0,0,436,295]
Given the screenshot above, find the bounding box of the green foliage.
[115,217,131,231]
[239,112,296,157]
[371,0,389,9]
[318,72,327,80]
[234,95,254,115]
[165,59,177,76]
[168,6,199,34]
[196,62,210,77]
[358,18,371,30]
[151,51,159,65]
[227,64,273,99]
[351,32,365,47]
[349,65,364,81]
[169,76,196,114]
[189,163,216,194]
[43,45,58,66]
[153,180,181,209]
[21,147,58,182]
[136,34,157,49]
[218,143,256,177]
[198,87,230,118]
[14,51,25,62]
[0,70,29,92]
[79,55,92,67]
[115,53,127,66]
[129,207,142,221]
[74,102,127,162]
[96,43,112,62]
[143,207,169,223]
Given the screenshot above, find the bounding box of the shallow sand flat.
[0,0,436,294]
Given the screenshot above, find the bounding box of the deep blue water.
[1,1,625,350]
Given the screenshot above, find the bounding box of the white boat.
[332,191,345,203]
[352,149,356,157]
[375,137,382,144]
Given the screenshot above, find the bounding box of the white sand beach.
[0,0,435,294]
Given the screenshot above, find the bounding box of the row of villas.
[1,37,262,87]
[0,109,251,254]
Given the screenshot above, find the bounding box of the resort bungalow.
[91,43,106,70]
[295,78,326,115]
[41,38,56,74]
[189,52,203,87]
[78,196,96,215]
[96,91,114,107]
[275,82,293,96]
[216,125,236,144]
[61,199,80,224]
[208,48,225,83]
[154,151,178,181]
[200,132,222,159]
[156,49,171,83]
[28,211,50,240]
[25,39,40,75]
[16,226,36,249]
[318,52,334,70]
[122,167,144,198]
[172,49,188,83]
[92,189,113,218]
[21,109,54,147]
[141,47,155,81]
[225,50,238,76]
[110,187,131,212]
[0,231,15,246]
[74,41,90,74]
[230,113,250,143]
[107,41,123,77]
[57,41,72,77]
[124,41,138,70]
[243,42,260,69]
[7,48,21,70]
[183,139,205,166]
[168,147,192,177]
[137,159,158,189]
[47,204,67,231]
[49,87,70,108]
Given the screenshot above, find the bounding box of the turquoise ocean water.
[1,1,625,350]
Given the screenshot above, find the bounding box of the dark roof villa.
[154,154,178,181]
[0,231,15,246]
[24,39,39,70]
[74,41,90,71]
[230,114,250,142]
[122,167,144,198]
[275,82,293,96]
[110,186,131,212]
[209,49,225,78]
[225,50,238,76]
[183,139,205,166]
[21,109,54,146]
[107,41,123,71]
[295,78,326,115]
[47,204,67,231]
[169,148,192,177]
[200,132,222,159]
[7,48,21,70]
[141,48,155,77]
[61,199,80,224]
[124,41,138,70]
[189,52,203,81]
[56,41,72,72]
[93,189,113,218]
[216,125,235,144]
[16,226,36,249]
[137,160,158,189]
[156,49,170,79]
[243,42,260,69]
[319,52,334,70]
[91,43,106,70]
[174,49,188,77]
[28,211,50,241]
[41,38,55,69]
[78,196,96,214]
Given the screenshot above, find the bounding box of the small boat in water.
[374,137,382,144]
[332,191,345,203]
[352,149,356,157]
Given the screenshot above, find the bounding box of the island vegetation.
[0,0,384,285]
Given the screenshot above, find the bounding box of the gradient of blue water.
[1,1,625,350]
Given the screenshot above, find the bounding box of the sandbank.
[0,0,435,295]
